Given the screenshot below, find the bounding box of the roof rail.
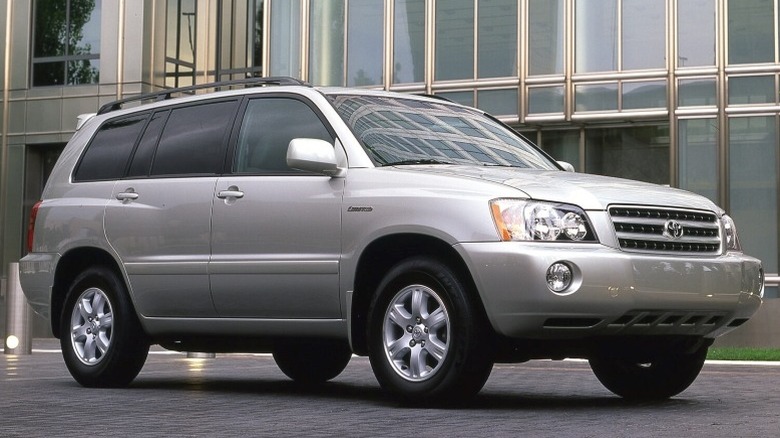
[97,76,308,115]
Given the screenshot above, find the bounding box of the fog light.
[546,262,572,293]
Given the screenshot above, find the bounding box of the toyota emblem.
[663,220,684,240]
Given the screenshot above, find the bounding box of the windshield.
[329,94,558,170]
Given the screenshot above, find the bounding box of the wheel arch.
[50,247,126,338]
[349,233,487,355]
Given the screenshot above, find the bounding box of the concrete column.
[4,263,32,355]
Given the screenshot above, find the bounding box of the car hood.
[395,165,721,212]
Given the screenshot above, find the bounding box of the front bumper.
[456,242,763,340]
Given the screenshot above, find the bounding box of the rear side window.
[150,100,239,176]
[73,113,149,182]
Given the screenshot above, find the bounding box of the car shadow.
[110,375,698,411]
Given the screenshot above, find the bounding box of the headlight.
[490,199,597,242]
[722,214,741,251]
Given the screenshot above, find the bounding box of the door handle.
[116,189,139,202]
[217,186,244,199]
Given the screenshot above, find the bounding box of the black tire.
[589,345,708,400]
[60,266,149,388]
[367,256,493,403]
[273,339,353,384]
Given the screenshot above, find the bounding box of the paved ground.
[2,339,779,437]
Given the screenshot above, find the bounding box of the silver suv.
[20,77,763,402]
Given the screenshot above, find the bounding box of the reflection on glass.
[585,125,670,184]
[728,76,776,105]
[32,0,101,86]
[270,0,301,77]
[678,78,717,106]
[575,83,618,111]
[575,0,617,73]
[529,0,564,75]
[729,116,778,272]
[478,0,517,78]
[68,60,100,85]
[728,0,774,64]
[348,0,383,86]
[677,0,715,67]
[165,0,196,88]
[528,86,564,114]
[393,0,425,84]
[435,0,474,80]
[622,0,664,70]
[541,130,580,171]
[310,0,345,86]
[622,81,666,110]
[477,89,518,116]
[678,118,718,203]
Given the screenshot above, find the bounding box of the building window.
[575,0,665,73]
[216,0,264,81]
[269,0,302,78]
[166,0,197,88]
[678,118,718,203]
[678,78,717,107]
[308,0,384,87]
[677,0,716,67]
[585,125,670,185]
[540,130,580,171]
[393,0,425,84]
[729,116,778,273]
[32,0,101,86]
[435,0,518,81]
[728,0,775,65]
[575,0,618,72]
[528,0,564,76]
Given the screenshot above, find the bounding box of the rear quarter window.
[73,113,149,182]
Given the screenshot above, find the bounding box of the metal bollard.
[4,262,32,355]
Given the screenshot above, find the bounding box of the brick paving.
[1,339,779,437]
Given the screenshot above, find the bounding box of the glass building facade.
[1,0,780,345]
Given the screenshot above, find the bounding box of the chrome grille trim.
[609,205,721,255]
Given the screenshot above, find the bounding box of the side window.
[74,113,149,182]
[127,111,168,178]
[150,100,239,176]
[234,98,334,174]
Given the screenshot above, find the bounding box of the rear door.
[104,100,240,317]
[210,95,343,318]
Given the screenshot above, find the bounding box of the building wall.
[1,0,779,346]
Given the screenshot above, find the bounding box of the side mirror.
[287,138,345,177]
[557,161,576,172]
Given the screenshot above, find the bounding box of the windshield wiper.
[385,159,453,166]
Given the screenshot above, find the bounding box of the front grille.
[609,206,721,255]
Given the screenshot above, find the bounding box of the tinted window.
[234,98,334,174]
[151,100,239,176]
[127,111,168,177]
[74,113,148,182]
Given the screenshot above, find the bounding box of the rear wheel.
[273,339,353,384]
[368,257,493,403]
[589,345,708,400]
[60,266,149,387]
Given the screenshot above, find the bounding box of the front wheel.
[367,257,493,403]
[60,266,149,387]
[589,345,708,400]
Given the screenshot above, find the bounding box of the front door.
[210,96,343,318]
